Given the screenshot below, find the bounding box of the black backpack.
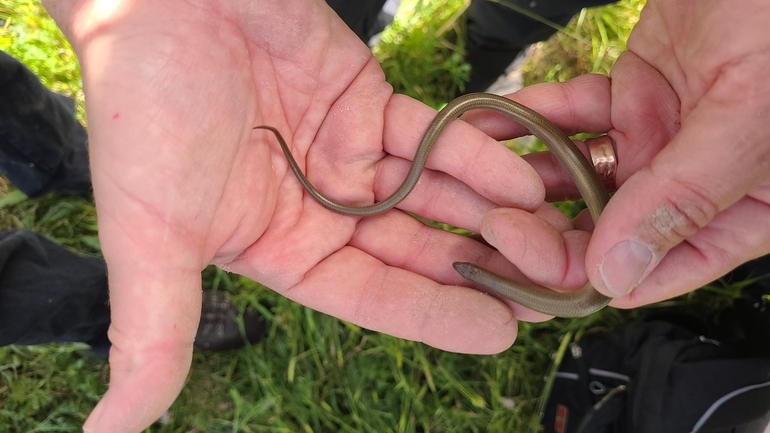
[542,276,770,433]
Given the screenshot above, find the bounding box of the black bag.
[542,279,770,433]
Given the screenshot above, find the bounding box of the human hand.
[461,0,770,310]
[41,0,549,431]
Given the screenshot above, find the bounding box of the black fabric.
[0,52,107,348]
[0,51,91,197]
[573,386,626,433]
[326,0,389,42]
[699,384,770,433]
[542,316,770,433]
[0,230,110,347]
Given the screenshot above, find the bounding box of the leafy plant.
[374,0,471,108]
[523,0,645,84]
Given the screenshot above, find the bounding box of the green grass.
[374,0,471,108]
[0,0,84,122]
[522,0,645,84]
[0,0,747,432]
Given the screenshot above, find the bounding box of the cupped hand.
[42,0,549,431]
[461,0,770,311]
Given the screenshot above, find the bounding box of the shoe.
[193,289,267,352]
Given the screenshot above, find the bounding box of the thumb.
[587,62,770,303]
[83,223,203,432]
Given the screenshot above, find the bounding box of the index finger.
[380,94,546,214]
[461,74,616,201]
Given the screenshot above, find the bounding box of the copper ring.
[585,135,617,191]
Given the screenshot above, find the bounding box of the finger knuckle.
[641,180,719,250]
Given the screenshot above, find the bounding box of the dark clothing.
[0,230,109,347]
[0,51,91,197]
[0,51,108,348]
[326,0,388,42]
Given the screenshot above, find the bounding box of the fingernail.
[599,240,652,296]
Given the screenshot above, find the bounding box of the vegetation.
[522,0,644,84]
[0,0,743,432]
[374,0,470,107]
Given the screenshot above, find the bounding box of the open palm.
[43,0,550,431]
